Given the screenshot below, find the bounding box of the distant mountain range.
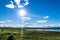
[0,26,60,29]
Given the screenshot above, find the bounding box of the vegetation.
[23,30,60,40]
[0,28,21,40]
[0,28,60,40]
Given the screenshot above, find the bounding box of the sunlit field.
[0,28,60,40]
[0,28,21,40]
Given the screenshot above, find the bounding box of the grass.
[23,29,60,40]
[0,28,60,40]
[0,28,21,40]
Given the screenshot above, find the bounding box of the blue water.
[45,30,60,32]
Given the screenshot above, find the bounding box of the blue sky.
[0,0,60,27]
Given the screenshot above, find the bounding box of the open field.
[0,28,21,40]
[0,28,60,40]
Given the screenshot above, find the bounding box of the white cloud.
[25,23,59,28]
[18,5,24,8]
[5,1,14,9]
[5,20,12,22]
[41,24,58,28]
[25,17,31,20]
[48,24,55,27]
[22,17,31,20]
[24,0,29,6]
[0,21,6,23]
[14,0,20,5]
[43,16,49,19]
[16,0,29,8]
[5,0,29,9]
[57,24,60,27]
[5,4,14,9]
[37,20,47,23]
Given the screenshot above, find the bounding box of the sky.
[0,0,60,27]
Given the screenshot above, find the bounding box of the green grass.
[0,28,21,40]
[23,29,60,40]
[0,28,60,40]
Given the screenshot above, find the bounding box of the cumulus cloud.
[14,0,20,5]
[18,5,24,8]
[5,1,15,9]
[24,0,29,6]
[5,0,29,9]
[16,0,29,8]
[37,20,47,23]
[43,16,49,19]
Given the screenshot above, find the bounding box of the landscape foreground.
[0,28,60,40]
